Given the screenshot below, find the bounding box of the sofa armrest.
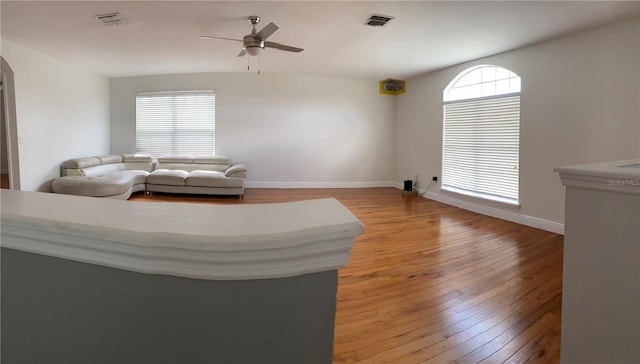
[225,163,248,178]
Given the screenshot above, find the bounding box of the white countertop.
[0,190,364,280]
[555,159,640,195]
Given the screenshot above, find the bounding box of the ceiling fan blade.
[256,22,278,40]
[237,49,247,57]
[264,41,304,53]
[200,35,243,42]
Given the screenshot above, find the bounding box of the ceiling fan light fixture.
[246,46,262,56]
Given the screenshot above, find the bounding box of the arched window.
[442,65,521,205]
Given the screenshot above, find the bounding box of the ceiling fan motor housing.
[243,35,264,48]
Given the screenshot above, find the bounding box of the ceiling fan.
[201,16,304,57]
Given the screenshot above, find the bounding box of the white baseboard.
[392,183,564,235]
[244,181,564,234]
[245,181,396,189]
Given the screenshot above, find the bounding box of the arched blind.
[442,66,521,205]
[136,90,215,157]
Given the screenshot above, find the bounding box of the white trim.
[245,181,396,189]
[1,190,363,281]
[392,183,564,235]
[1,57,20,190]
[136,90,214,96]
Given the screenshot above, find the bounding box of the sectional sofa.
[52,154,247,199]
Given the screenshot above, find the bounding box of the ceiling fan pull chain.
[258,53,261,75]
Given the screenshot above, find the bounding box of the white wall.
[110,73,396,186]
[1,40,110,191]
[396,17,640,232]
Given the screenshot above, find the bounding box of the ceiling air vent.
[94,12,128,26]
[365,14,394,27]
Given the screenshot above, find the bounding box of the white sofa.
[146,155,247,196]
[52,154,247,199]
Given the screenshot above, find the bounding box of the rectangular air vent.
[94,12,128,25]
[365,14,394,27]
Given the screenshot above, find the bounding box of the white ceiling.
[2,1,638,80]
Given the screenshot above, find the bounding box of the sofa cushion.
[147,169,188,186]
[82,163,124,177]
[185,170,244,188]
[122,153,153,163]
[61,157,101,169]
[97,155,123,164]
[123,162,154,172]
[193,155,229,164]
[157,155,193,163]
[225,164,248,178]
[122,153,154,172]
[52,175,132,197]
[155,163,228,172]
[63,169,86,177]
[111,170,149,185]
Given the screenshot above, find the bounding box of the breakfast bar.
[0,190,364,364]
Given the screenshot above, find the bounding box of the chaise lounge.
[52,154,153,199]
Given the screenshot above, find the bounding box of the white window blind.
[442,94,520,204]
[136,90,215,157]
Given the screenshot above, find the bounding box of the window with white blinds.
[136,90,215,157]
[442,66,521,205]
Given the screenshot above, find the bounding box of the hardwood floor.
[130,188,563,363]
[1,173,9,189]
